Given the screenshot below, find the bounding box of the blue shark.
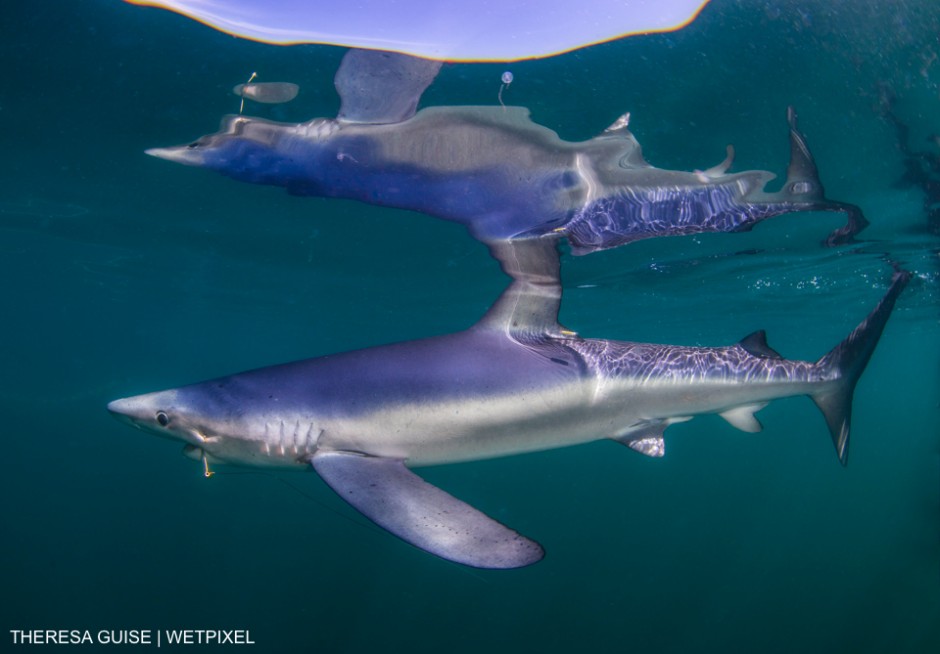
[144,50,866,254]
[107,242,908,568]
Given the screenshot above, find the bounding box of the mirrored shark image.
[108,240,908,569]
[146,50,867,254]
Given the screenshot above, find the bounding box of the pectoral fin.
[311,451,544,569]
[614,417,692,457]
[622,434,665,457]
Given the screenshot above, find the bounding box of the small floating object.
[498,71,513,107]
[233,81,299,104]
[124,0,712,61]
[233,72,299,114]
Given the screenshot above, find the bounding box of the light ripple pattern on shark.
[562,338,815,384]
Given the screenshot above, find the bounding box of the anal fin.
[719,403,767,433]
[311,451,544,569]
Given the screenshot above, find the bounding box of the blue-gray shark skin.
[107,242,909,569]
[148,96,865,253]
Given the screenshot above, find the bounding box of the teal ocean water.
[2,1,938,651]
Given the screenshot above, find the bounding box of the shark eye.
[187,141,201,149]
[156,411,170,427]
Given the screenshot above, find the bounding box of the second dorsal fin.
[702,144,735,178]
[738,330,783,359]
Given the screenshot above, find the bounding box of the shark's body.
[147,51,866,254]
[108,242,909,569]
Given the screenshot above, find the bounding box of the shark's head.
[108,376,322,469]
[145,115,341,187]
[107,387,220,448]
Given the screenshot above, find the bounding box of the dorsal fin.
[475,239,569,337]
[335,49,441,124]
[738,330,783,359]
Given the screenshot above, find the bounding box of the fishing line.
[206,468,382,535]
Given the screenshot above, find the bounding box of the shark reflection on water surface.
[146,50,867,255]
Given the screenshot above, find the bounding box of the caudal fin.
[784,107,869,245]
[812,270,911,465]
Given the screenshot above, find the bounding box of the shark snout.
[107,389,200,445]
[107,396,152,428]
[107,390,176,428]
[106,397,131,414]
[145,146,203,166]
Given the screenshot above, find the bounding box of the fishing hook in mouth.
[199,450,215,478]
